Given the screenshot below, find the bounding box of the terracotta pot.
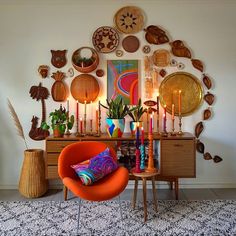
[53,127,64,138]
[106,118,125,138]
[19,149,48,198]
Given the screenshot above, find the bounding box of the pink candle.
[149,114,153,134]
[141,126,144,145]
[80,118,83,133]
[136,122,140,148]
[171,104,175,120]
[178,90,182,116]
[76,101,79,121]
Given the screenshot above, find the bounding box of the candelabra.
[146,133,157,173]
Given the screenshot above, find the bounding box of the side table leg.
[175,178,179,200]
[63,185,68,201]
[132,177,138,209]
[151,177,158,212]
[142,177,147,222]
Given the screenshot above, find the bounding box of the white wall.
[0,0,236,189]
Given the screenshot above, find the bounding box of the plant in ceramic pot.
[128,98,147,135]
[41,106,74,137]
[100,97,132,138]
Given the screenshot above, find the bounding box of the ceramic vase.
[106,118,125,138]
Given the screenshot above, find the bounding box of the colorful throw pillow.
[71,148,118,185]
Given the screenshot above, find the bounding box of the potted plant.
[100,97,132,138]
[41,106,74,137]
[128,98,147,135]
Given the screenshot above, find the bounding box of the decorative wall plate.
[122,35,140,53]
[51,71,67,102]
[152,49,170,67]
[38,65,49,78]
[114,6,144,34]
[116,49,123,57]
[144,25,169,45]
[170,40,191,58]
[51,50,67,68]
[142,45,151,54]
[159,72,203,116]
[92,26,119,53]
[70,74,100,103]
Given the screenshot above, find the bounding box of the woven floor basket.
[19,149,48,198]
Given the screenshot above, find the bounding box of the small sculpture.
[38,65,49,78]
[192,59,204,72]
[202,74,212,89]
[195,121,204,138]
[204,92,214,105]
[51,50,67,68]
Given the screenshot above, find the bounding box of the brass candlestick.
[178,115,183,135]
[84,113,87,135]
[146,133,156,173]
[65,112,71,135]
[171,118,176,136]
[94,101,101,137]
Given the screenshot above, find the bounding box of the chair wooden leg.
[142,177,147,222]
[132,177,138,209]
[63,185,68,201]
[151,177,158,212]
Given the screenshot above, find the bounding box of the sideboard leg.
[175,178,179,200]
[63,185,68,201]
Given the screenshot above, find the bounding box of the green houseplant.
[100,97,133,137]
[128,98,147,135]
[41,106,74,137]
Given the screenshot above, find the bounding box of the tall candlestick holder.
[84,113,87,135]
[140,144,145,170]
[178,115,183,135]
[94,101,101,137]
[146,133,157,173]
[161,116,168,137]
[65,112,71,136]
[156,113,160,134]
[134,148,141,173]
[87,119,93,136]
[171,118,176,136]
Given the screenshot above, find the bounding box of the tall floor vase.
[19,149,48,198]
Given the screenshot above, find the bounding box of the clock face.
[159,72,204,117]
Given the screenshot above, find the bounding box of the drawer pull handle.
[174,144,183,147]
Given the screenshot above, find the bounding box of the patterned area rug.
[1,200,236,236]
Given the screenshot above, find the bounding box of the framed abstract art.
[107,60,139,105]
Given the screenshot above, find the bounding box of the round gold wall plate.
[114,6,144,34]
[159,72,203,116]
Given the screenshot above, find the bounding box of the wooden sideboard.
[45,132,195,199]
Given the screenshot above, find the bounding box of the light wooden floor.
[0,188,236,201]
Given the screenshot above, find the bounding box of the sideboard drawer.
[47,166,59,179]
[46,140,78,152]
[47,153,60,165]
[161,139,195,177]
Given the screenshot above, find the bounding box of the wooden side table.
[131,170,159,222]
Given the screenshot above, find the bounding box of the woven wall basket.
[18,149,48,198]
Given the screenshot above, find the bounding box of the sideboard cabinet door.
[160,139,196,177]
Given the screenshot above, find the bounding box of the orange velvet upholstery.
[58,141,129,201]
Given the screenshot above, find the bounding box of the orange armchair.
[58,141,129,234]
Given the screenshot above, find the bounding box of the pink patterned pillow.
[71,148,118,185]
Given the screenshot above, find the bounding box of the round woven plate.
[92,26,119,53]
[70,74,100,103]
[152,49,170,67]
[159,72,203,116]
[114,6,144,34]
[122,35,140,53]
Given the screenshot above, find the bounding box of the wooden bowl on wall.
[72,47,99,73]
[70,74,100,103]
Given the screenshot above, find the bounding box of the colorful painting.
[107,60,139,105]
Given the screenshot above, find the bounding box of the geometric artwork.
[107,60,139,105]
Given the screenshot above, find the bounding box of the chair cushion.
[71,148,118,185]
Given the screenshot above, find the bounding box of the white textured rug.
[1,200,236,236]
